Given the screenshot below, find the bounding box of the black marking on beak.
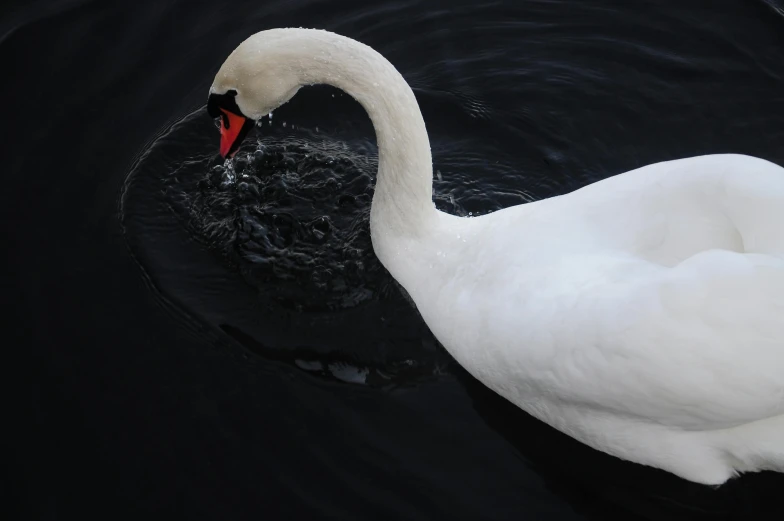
[207,89,243,118]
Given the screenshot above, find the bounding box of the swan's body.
[209,28,784,485]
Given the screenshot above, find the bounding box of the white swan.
[207,28,784,485]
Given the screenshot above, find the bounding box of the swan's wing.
[436,154,784,432]
[531,250,784,431]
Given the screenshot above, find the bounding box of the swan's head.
[207,31,302,157]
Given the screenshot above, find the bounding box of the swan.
[207,28,784,485]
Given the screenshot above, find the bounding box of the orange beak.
[219,108,252,158]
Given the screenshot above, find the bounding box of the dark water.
[7,0,784,519]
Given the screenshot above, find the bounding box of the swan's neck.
[289,31,437,264]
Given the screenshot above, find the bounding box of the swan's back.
[569,154,784,265]
[410,154,784,483]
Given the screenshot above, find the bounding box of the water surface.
[7,0,784,519]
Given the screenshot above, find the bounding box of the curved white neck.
[285,31,437,263]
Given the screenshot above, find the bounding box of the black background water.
[6,0,784,519]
